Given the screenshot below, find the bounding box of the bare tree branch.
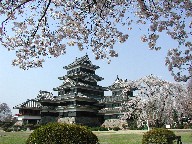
[31,0,51,39]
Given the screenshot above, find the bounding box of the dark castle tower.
[51,55,106,126]
[54,54,105,99]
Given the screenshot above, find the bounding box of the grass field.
[0,130,191,144]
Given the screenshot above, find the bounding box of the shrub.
[98,127,108,131]
[2,126,13,132]
[33,124,41,129]
[113,127,120,131]
[13,125,22,131]
[4,127,12,132]
[1,122,13,129]
[24,124,34,130]
[142,128,176,144]
[0,122,4,127]
[26,122,99,144]
[127,119,138,130]
[2,127,8,131]
[122,124,127,129]
[138,124,148,130]
[177,123,184,129]
[189,123,192,129]
[89,126,108,131]
[88,127,99,131]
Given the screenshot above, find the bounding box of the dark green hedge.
[142,128,176,144]
[26,122,99,144]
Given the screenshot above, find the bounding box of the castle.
[13,55,136,127]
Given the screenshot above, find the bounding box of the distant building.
[99,76,137,128]
[13,55,136,127]
[13,99,41,125]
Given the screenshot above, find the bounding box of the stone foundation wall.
[58,117,75,124]
[58,117,102,127]
[101,119,128,128]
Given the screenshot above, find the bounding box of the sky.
[0,3,186,115]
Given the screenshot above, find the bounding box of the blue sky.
[0,29,179,115]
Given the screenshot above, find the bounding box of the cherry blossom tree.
[183,78,192,118]
[0,102,12,122]
[188,78,192,118]
[0,0,191,81]
[188,77,192,90]
[121,75,189,128]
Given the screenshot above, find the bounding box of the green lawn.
[96,133,143,144]
[0,130,191,144]
[0,131,29,144]
[174,131,192,144]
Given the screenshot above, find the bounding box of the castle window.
[113,91,117,96]
[65,89,71,94]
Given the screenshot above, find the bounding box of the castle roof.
[13,99,41,109]
[59,71,104,82]
[13,91,59,109]
[54,76,106,91]
[64,55,99,70]
[108,76,135,90]
[36,90,58,101]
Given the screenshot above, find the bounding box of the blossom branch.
[1,0,32,28]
